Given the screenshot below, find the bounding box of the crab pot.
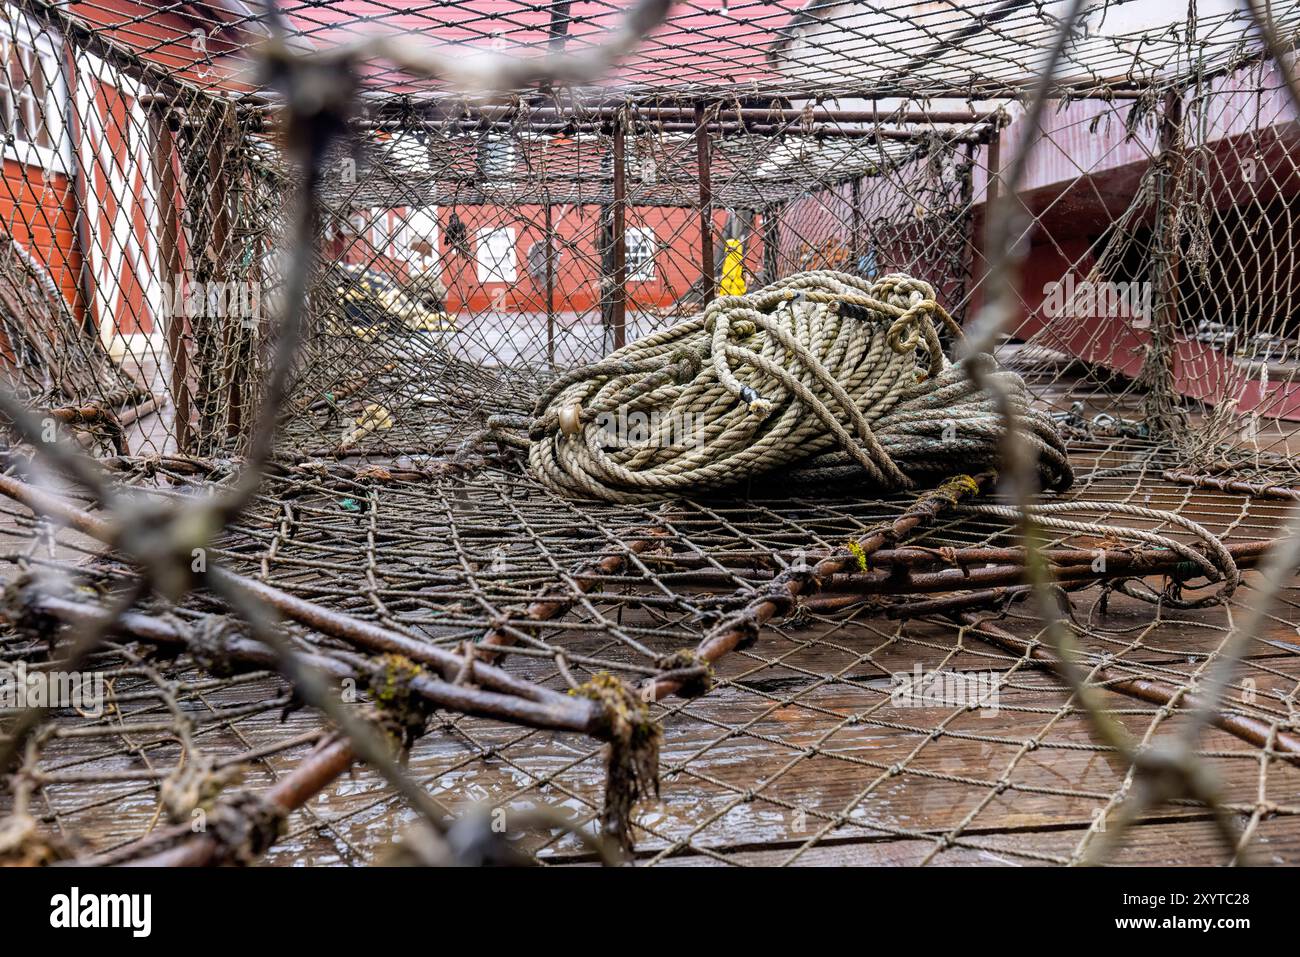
[0,0,1298,868]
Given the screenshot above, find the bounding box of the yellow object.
[336,265,456,337]
[340,403,394,449]
[720,238,747,297]
[405,310,455,333]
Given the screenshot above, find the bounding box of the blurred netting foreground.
[3,0,1300,866]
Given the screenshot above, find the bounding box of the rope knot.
[208,791,286,866]
[571,673,660,854]
[876,273,936,306]
[188,615,244,677]
[367,653,432,749]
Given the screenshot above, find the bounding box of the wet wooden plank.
[649,815,1300,866]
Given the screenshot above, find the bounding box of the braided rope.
[506,271,1072,502]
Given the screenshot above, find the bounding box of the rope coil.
[510,271,1072,501]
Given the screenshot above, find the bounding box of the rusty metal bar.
[567,540,1268,609]
[0,473,599,732]
[514,107,998,124]
[208,110,244,443]
[43,404,126,455]
[478,525,671,660]
[59,40,98,340]
[695,103,714,305]
[121,736,357,866]
[651,473,996,699]
[638,539,1273,578]
[652,121,988,142]
[377,118,992,142]
[1163,469,1300,500]
[849,176,862,270]
[982,127,1001,260]
[803,539,1268,603]
[25,591,598,735]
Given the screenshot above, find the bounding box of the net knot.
[654,649,714,697]
[208,791,286,866]
[1,572,75,649]
[0,811,78,866]
[188,615,244,678]
[160,751,241,823]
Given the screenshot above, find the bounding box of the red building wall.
[0,160,80,307]
[0,160,82,367]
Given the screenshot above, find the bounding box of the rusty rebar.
[956,612,1300,757]
[650,473,997,699]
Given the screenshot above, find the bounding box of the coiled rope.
[491,271,1073,502]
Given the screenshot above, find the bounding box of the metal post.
[149,104,191,453]
[973,129,1002,314]
[611,115,627,351]
[763,202,782,285]
[983,130,1000,262]
[204,110,240,443]
[544,200,555,366]
[695,103,715,305]
[958,140,978,321]
[1142,88,1187,432]
[849,176,862,272]
[546,0,573,50]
